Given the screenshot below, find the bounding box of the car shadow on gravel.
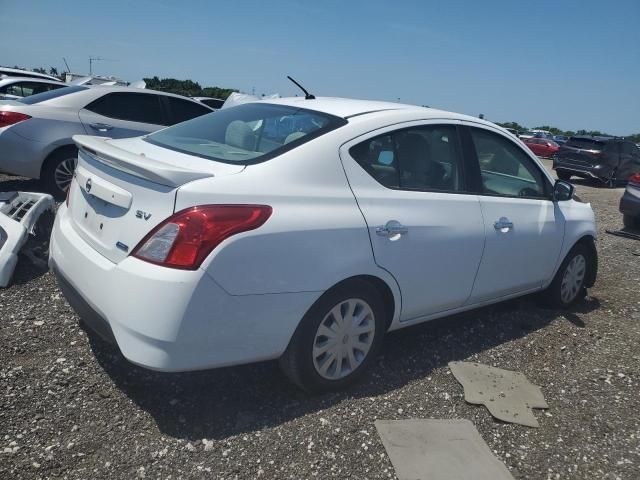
[0,175,43,193]
[86,293,601,442]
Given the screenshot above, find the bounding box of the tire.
[41,147,78,200]
[557,170,571,181]
[543,244,589,308]
[279,279,387,393]
[623,214,639,229]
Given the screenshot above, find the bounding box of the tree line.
[142,76,237,100]
[5,65,639,141]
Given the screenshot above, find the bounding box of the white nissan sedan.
[49,97,597,392]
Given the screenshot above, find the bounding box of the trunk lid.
[68,135,244,263]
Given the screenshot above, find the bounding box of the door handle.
[376,221,408,238]
[494,217,514,232]
[89,123,113,132]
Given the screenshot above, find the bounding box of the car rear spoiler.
[72,135,214,187]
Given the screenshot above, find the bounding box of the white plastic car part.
[0,192,55,287]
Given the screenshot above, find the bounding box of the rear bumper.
[0,127,46,179]
[553,160,610,182]
[50,205,320,372]
[620,189,640,218]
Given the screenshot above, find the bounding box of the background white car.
[0,77,66,100]
[50,97,598,392]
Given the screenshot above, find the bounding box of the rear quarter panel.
[174,133,402,304]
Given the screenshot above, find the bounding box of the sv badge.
[135,210,152,220]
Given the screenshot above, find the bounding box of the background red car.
[524,137,560,158]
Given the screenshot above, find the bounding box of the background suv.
[0,85,212,197]
[553,136,640,186]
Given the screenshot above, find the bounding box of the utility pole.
[89,57,104,76]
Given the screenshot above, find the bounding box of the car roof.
[0,67,60,82]
[0,77,65,86]
[261,96,486,124]
[84,85,212,104]
[570,135,615,142]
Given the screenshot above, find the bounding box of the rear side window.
[86,92,166,125]
[349,125,465,192]
[566,138,606,151]
[469,128,549,199]
[621,142,640,155]
[145,102,346,164]
[165,97,211,125]
[200,98,224,109]
[18,85,88,104]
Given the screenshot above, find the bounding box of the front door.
[463,125,564,303]
[341,122,486,321]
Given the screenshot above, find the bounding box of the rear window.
[566,138,607,151]
[199,98,224,109]
[18,85,88,104]
[145,102,347,164]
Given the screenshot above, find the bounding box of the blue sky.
[1,0,638,134]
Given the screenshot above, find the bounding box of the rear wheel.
[42,147,78,200]
[544,244,589,308]
[279,279,387,393]
[623,214,639,229]
[557,170,572,181]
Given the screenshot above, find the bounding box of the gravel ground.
[1,161,639,480]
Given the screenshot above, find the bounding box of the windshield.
[18,85,88,105]
[145,102,347,164]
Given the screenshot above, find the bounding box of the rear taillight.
[629,173,640,186]
[132,205,272,270]
[0,111,31,128]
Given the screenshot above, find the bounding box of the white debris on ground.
[449,361,548,428]
[0,191,55,287]
[375,419,514,480]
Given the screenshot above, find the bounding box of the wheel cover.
[312,298,375,380]
[54,157,78,192]
[560,254,586,304]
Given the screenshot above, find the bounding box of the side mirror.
[553,179,574,202]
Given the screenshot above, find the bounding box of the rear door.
[340,121,486,321]
[463,125,564,302]
[78,92,167,138]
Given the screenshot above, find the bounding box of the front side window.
[86,92,165,125]
[5,84,23,96]
[469,128,549,199]
[349,124,465,192]
[145,102,346,164]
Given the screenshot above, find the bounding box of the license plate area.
[72,187,129,249]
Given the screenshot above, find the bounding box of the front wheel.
[557,170,572,181]
[279,280,387,393]
[544,245,589,308]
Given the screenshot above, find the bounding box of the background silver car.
[0,85,213,198]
